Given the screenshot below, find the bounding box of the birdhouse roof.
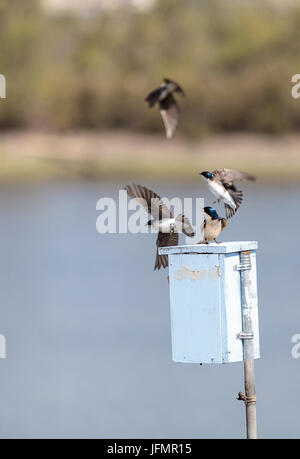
[158,241,258,255]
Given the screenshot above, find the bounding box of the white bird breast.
[207,180,236,209]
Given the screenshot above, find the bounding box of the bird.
[145,78,184,139]
[199,168,256,219]
[199,206,227,244]
[125,183,194,270]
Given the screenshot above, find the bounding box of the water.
[0,180,299,439]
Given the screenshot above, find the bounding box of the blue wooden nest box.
[158,241,260,364]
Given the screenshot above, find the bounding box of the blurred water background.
[0,0,300,438]
[0,180,299,439]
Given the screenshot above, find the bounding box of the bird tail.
[145,88,163,107]
[175,214,195,237]
[225,204,235,219]
[154,251,168,270]
[225,190,243,219]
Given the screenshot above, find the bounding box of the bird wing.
[213,169,256,188]
[175,214,195,237]
[224,204,236,219]
[145,87,163,107]
[125,183,172,220]
[221,218,227,229]
[224,189,243,219]
[155,232,178,270]
[159,94,180,139]
[163,78,185,96]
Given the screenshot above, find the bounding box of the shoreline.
[0,130,300,182]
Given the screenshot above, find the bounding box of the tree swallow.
[145,78,184,139]
[199,168,256,218]
[199,206,227,244]
[125,183,194,270]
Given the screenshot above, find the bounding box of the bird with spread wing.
[145,78,184,139]
[125,184,194,270]
[200,168,256,219]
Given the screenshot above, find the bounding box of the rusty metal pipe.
[239,250,257,439]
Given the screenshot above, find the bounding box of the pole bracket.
[236,331,254,340]
[237,392,257,406]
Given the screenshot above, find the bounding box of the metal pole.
[237,250,257,439]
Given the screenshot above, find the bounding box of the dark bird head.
[163,78,184,96]
[200,171,214,180]
[204,206,219,220]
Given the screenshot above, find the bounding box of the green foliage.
[0,0,43,126]
[1,0,300,134]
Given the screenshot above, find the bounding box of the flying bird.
[145,78,184,139]
[199,169,256,219]
[125,183,194,270]
[199,207,227,244]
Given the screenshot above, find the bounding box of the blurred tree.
[0,0,43,127]
[1,0,300,134]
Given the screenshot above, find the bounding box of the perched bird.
[199,207,227,244]
[199,169,256,219]
[145,78,184,139]
[125,183,194,270]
